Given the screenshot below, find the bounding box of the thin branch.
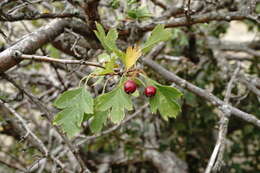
[205,63,241,173]
[224,63,241,103]
[0,158,26,173]
[150,0,168,10]
[18,52,105,69]
[239,75,260,97]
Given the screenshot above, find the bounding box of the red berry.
[144,86,156,97]
[124,80,137,94]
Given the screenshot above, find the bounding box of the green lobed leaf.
[94,22,125,60]
[95,85,132,112]
[142,24,172,54]
[110,107,125,124]
[90,111,109,133]
[53,108,83,137]
[53,87,94,137]
[149,91,160,114]
[145,76,182,119]
[53,87,94,114]
[95,84,133,124]
[107,28,118,44]
[158,94,181,120]
[155,84,182,100]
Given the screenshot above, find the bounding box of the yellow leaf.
[125,46,142,70]
[42,9,50,14]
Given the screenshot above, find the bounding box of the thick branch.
[0,19,68,73]
[0,12,84,21]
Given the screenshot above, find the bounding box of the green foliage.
[142,24,172,53]
[52,67,183,137]
[109,0,120,9]
[98,53,110,62]
[53,87,94,137]
[94,23,172,69]
[94,22,125,59]
[96,53,117,75]
[53,87,93,112]
[90,111,109,133]
[145,77,182,120]
[52,23,179,137]
[127,6,152,20]
[53,108,84,137]
[98,56,117,75]
[127,0,137,5]
[95,83,133,123]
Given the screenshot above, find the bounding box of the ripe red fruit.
[124,80,137,94]
[144,86,156,97]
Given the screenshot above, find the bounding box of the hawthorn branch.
[239,75,260,97]
[205,63,241,173]
[142,58,260,128]
[0,158,26,173]
[0,19,68,73]
[17,52,105,69]
[0,12,85,22]
[150,0,168,10]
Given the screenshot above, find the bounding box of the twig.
[239,75,260,97]
[150,0,168,10]
[0,158,26,172]
[17,52,105,69]
[205,63,241,173]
